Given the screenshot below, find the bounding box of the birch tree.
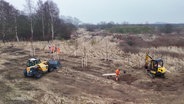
[37,0,45,40]
[13,10,19,42]
[0,0,6,43]
[47,0,59,41]
[25,0,35,56]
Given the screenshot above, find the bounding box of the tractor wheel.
[57,61,61,68]
[148,72,155,79]
[151,74,155,79]
[23,69,28,77]
[48,67,54,72]
[35,70,42,79]
[144,65,148,69]
[161,74,165,78]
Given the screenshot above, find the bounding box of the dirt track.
[0,45,184,104]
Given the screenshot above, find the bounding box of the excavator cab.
[150,59,163,70]
[149,59,166,78]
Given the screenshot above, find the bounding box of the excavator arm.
[145,52,152,69]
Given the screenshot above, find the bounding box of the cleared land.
[0,29,184,104]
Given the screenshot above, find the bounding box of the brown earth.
[0,31,184,104]
[0,44,184,104]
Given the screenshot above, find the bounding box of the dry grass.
[1,32,183,73]
[113,33,184,72]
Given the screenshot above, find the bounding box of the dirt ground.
[0,33,184,104]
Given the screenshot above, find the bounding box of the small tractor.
[145,52,167,78]
[23,58,61,78]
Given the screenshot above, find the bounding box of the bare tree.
[74,39,78,56]
[82,44,88,68]
[0,0,20,43]
[26,0,34,40]
[13,10,19,42]
[105,38,109,61]
[14,15,19,42]
[48,1,54,41]
[36,0,59,41]
[0,1,6,44]
[25,0,35,56]
[47,0,59,41]
[37,0,45,40]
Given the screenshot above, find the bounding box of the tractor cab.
[26,58,41,67]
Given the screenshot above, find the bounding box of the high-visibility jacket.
[57,48,61,53]
[116,69,120,76]
[51,46,55,53]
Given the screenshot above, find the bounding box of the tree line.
[0,0,76,42]
[81,22,184,34]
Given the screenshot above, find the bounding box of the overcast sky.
[4,0,184,24]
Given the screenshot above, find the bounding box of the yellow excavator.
[145,52,167,78]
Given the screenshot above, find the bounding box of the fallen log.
[102,73,116,76]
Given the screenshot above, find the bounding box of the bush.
[160,24,173,33]
[118,34,184,53]
[110,25,154,34]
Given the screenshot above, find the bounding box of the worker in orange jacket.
[115,69,120,81]
[51,45,56,53]
[57,47,61,54]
